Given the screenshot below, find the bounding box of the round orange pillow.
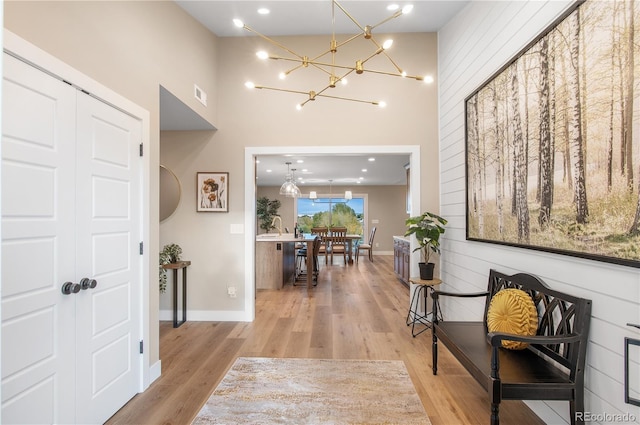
[486,288,538,350]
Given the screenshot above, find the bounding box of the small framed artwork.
[196,172,228,212]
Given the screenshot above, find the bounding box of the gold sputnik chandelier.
[235,1,431,109]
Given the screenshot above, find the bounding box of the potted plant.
[159,243,182,293]
[256,196,281,233]
[404,212,447,280]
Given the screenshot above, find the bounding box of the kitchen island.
[255,234,299,289]
[256,234,321,289]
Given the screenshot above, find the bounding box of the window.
[295,195,366,238]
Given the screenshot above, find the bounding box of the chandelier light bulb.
[341,78,348,85]
[402,5,414,14]
[424,75,434,84]
[236,1,423,108]
[378,101,387,108]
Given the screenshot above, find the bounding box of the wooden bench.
[431,269,592,425]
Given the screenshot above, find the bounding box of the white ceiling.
[256,153,410,187]
[175,1,469,37]
[162,1,467,186]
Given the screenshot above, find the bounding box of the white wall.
[438,2,640,424]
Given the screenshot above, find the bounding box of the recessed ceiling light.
[362,169,368,172]
[257,8,270,15]
[368,157,376,162]
[297,159,304,163]
[266,169,272,173]
[387,4,400,11]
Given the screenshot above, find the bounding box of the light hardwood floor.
[107,255,545,425]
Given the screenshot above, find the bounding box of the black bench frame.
[431,269,592,425]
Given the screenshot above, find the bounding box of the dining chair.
[356,226,376,262]
[328,227,347,265]
[311,227,329,263]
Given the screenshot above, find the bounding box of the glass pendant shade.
[279,163,301,198]
[279,176,297,197]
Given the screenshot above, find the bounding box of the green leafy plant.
[159,243,182,293]
[256,196,281,233]
[404,212,447,263]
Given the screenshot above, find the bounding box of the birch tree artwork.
[466,0,640,267]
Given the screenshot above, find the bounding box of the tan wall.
[158,32,438,317]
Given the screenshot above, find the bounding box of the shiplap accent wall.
[438,1,640,424]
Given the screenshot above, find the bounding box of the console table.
[162,260,191,327]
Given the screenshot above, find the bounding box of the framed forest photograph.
[466,0,640,268]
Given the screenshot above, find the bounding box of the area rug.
[192,357,431,425]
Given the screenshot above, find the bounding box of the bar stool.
[295,245,307,279]
[405,277,442,337]
[294,236,321,286]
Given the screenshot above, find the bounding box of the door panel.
[2,53,142,424]
[75,93,141,424]
[1,53,77,425]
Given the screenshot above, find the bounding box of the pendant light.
[279,162,301,198]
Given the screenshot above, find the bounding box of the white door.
[74,93,141,424]
[2,53,78,425]
[2,53,142,424]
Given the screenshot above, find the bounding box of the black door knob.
[80,278,98,290]
[61,282,81,295]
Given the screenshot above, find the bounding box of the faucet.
[271,216,282,236]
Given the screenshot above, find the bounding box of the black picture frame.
[465,0,640,268]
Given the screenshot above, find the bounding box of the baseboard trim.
[149,360,161,385]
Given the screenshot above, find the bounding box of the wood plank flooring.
[106,255,545,425]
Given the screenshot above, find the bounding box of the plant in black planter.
[404,212,447,280]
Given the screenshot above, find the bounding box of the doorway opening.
[244,145,421,321]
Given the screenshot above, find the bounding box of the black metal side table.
[162,260,191,328]
[406,277,442,337]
